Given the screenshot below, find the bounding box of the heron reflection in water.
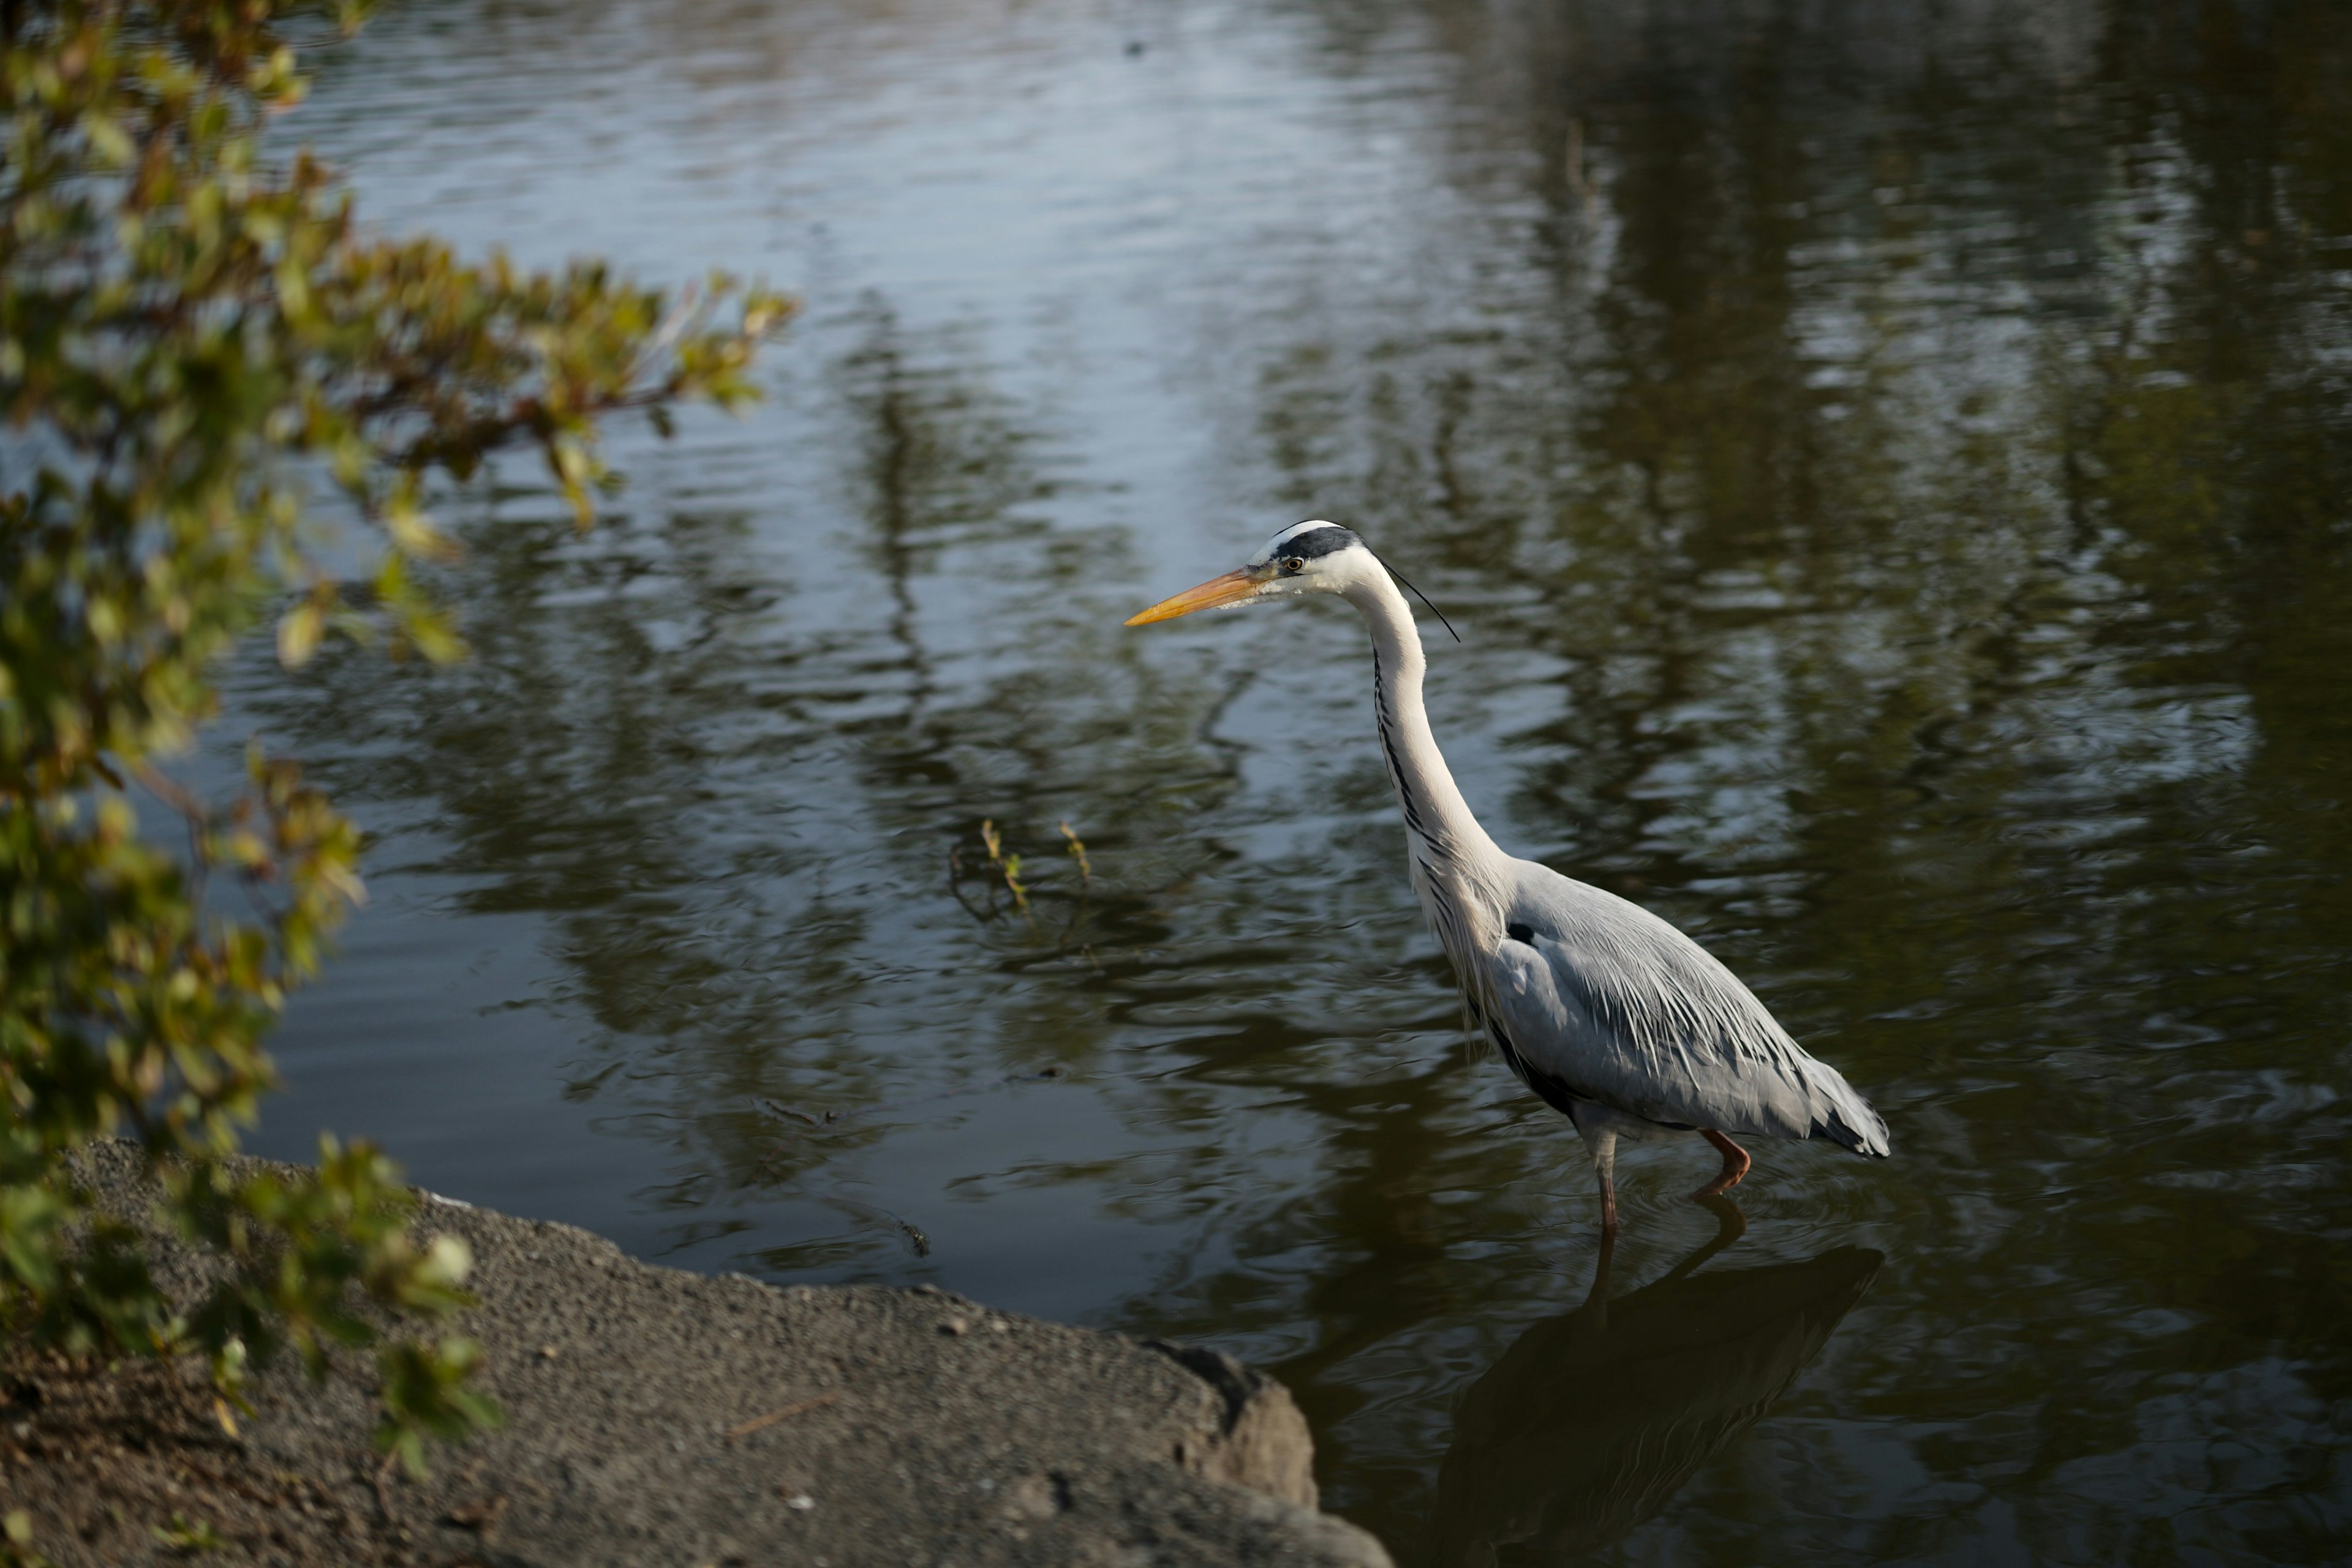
[1433,1204,1881,1565]
[1129,522,1891,1231]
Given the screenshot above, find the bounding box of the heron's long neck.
[1347,573,1501,870]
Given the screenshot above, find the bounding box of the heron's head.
[1123,520,1374,626]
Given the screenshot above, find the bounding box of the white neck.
[1341,571,1503,870]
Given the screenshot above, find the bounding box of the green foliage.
[0,0,786,1464]
[375,1332,500,1480]
[1,1508,54,1568]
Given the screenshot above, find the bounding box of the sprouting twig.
[1058,820,1091,884]
[979,819,1027,910]
[725,1390,839,1441]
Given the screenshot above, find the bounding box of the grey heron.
[1127,520,1890,1232]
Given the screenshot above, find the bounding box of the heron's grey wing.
[1485,869,1890,1155]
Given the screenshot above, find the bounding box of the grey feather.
[1483,862,1890,1156]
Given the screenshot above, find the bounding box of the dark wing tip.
[1811,1107,1891,1158]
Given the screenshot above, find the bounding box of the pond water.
[222,1,2352,1561]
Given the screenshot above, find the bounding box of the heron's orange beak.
[1124,567,1267,626]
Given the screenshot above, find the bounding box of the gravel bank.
[4,1142,1389,1568]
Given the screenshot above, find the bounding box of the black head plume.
[1366,547,1462,644]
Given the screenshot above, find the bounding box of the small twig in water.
[979,819,1028,911]
[1058,820,1091,884]
[726,1390,840,1441]
[756,1068,1063,1133]
[821,1197,932,1258]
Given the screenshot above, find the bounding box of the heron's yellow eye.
[1283,556,1306,573]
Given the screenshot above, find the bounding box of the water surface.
[224,1,2352,1561]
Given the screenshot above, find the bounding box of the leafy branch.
[0,0,791,1488]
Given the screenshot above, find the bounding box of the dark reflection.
[1435,1209,1880,1565]
[233,294,1244,1272]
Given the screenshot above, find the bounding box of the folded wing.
[1483,865,1889,1156]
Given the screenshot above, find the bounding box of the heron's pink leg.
[1599,1172,1619,1235]
[1694,1129,1751,1198]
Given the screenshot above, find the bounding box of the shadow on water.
[1434,1205,1882,1566]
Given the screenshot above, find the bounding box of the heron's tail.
[1803,1063,1891,1159]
